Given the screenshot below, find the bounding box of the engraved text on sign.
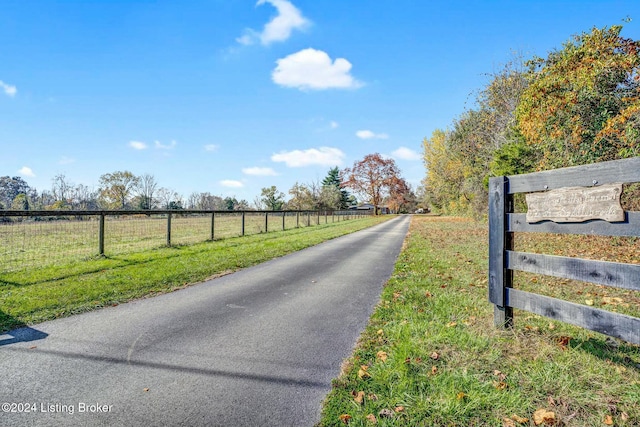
[525,183,625,223]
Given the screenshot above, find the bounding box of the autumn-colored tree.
[98,171,140,210]
[422,129,467,212]
[341,153,402,215]
[386,176,416,213]
[260,186,285,211]
[421,57,530,215]
[516,25,640,167]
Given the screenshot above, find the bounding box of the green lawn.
[318,216,640,427]
[0,215,389,333]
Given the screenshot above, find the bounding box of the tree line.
[422,24,640,216]
[1,154,417,213]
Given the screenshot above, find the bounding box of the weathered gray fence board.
[506,288,640,345]
[507,157,640,194]
[508,212,640,236]
[489,177,506,306]
[506,250,640,292]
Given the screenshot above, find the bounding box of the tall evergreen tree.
[322,166,351,209]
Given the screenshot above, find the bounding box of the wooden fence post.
[211,212,215,240]
[167,213,172,247]
[99,213,105,256]
[282,212,285,231]
[488,176,513,328]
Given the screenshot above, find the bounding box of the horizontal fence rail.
[0,209,370,274]
[489,156,640,344]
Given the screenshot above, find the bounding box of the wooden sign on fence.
[525,183,625,223]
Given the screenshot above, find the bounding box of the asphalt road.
[0,215,410,427]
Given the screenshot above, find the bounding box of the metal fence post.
[282,212,285,231]
[265,212,268,233]
[241,212,245,236]
[296,211,299,228]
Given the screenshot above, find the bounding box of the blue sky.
[1,0,638,204]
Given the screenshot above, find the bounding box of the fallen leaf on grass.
[378,409,394,418]
[556,336,572,350]
[430,351,440,360]
[431,366,438,375]
[493,381,508,390]
[358,365,371,379]
[585,299,594,306]
[339,414,352,424]
[376,329,384,335]
[365,414,377,424]
[353,391,365,404]
[503,418,516,427]
[532,408,555,425]
[603,415,614,425]
[425,291,433,298]
[446,321,458,327]
[394,406,404,413]
[376,351,388,362]
[456,392,467,400]
[510,414,528,424]
[493,370,507,381]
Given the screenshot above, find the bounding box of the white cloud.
[330,121,339,129]
[155,140,177,150]
[220,180,244,188]
[0,80,17,97]
[129,141,148,150]
[271,146,345,167]
[356,130,389,140]
[272,48,363,91]
[242,167,278,176]
[204,144,220,152]
[18,166,35,177]
[392,146,421,161]
[238,0,310,46]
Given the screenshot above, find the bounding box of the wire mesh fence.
[0,209,368,274]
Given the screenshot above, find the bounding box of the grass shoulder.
[318,216,640,427]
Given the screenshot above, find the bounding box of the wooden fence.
[0,209,368,273]
[488,157,640,344]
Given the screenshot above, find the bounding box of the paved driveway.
[0,215,410,427]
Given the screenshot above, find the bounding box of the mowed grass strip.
[318,216,640,427]
[0,215,390,333]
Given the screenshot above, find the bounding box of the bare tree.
[52,174,73,206]
[135,173,159,209]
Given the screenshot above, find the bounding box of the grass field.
[0,214,386,333]
[318,216,640,427]
[0,211,353,273]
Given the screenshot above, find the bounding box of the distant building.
[348,203,390,214]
